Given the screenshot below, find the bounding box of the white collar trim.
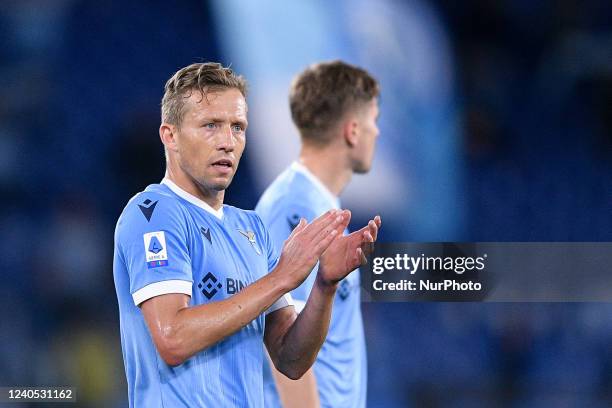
[161,178,224,219]
[290,161,340,209]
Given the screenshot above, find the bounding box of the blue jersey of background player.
[257,61,381,408]
[112,62,381,407]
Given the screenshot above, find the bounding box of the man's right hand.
[273,209,350,291]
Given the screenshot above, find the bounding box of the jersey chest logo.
[287,214,301,231]
[197,272,247,300]
[237,229,262,255]
[338,279,352,300]
[200,226,212,244]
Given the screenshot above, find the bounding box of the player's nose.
[217,124,235,151]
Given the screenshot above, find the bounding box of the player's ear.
[160,123,179,153]
[343,117,359,148]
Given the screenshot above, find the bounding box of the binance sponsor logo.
[198,272,247,299]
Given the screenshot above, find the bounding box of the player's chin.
[210,174,235,191]
[353,162,372,174]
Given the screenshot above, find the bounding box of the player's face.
[175,88,248,192]
[351,98,379,173]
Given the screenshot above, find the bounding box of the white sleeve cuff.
[266,293,294,315]
[132,280,192,306]
[292,299,306,313]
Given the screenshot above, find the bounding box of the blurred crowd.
[0,0,610,406]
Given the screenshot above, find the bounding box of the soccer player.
[112,62,381,407]
[256,61,380,408]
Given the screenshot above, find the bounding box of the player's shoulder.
[116,183,187,234]
[257,190,321,225]
[257,167,321,221]
[258,166,311,204]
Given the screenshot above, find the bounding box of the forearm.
[266,350,320,408]
[273,276,337,378]
[274,366,320,408]
[157,271,290,365]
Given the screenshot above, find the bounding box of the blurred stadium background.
[1,0,611,406]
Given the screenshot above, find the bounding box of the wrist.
[315,273,338,295]
[269,260,297,293]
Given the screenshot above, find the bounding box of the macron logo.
[138,199,158,222]
[287,214,301,231]
[200,226,212,244]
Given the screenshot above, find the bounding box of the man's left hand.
[318,214,382,287]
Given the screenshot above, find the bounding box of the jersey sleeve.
[260,203,320,313]
[116,194,193,306]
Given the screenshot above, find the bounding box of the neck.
[165,163,224,210]
[299,143,352,196]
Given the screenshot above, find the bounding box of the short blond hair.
[161,62,247,128]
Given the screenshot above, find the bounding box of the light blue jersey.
[113,178,292,408]
[256,162,366,408]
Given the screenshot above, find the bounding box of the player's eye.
[232,124,244,132]
[204,123,216,129]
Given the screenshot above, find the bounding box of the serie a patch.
[143,231,169,269]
